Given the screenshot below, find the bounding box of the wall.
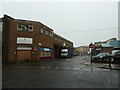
[2,15,73,63]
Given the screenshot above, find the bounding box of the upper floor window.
[17,23,33,32]
[58,38,60,41]
[50,32,52,37]
[41,28,44,33]
[51,33,53,37]
[55,37,57,40]
[46,30,48,35]
[50,32,53,37]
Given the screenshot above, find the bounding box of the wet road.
[2,55,119,88]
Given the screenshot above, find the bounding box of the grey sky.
[0,2,118,47]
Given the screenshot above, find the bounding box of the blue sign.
[40,47,52,52]
[40,47,44,51]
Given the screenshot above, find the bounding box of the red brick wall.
[3,16,73,62]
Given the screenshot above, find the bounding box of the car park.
[92,53,111,61]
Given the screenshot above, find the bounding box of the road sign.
[33,48,37,51]
[89,43,94,48]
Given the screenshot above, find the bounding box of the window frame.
[17,23,33,32]
[40,28,44,34]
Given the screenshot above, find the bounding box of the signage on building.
[40,47,52,52]
[96,48,101,50]
[44,48,49,51]
[17,47,32,50]
[17,37,33,44]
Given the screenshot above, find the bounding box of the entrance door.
[17,51,32,62]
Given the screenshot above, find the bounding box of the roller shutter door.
[17,51,32,62]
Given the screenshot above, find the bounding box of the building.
[75,46,89,55]
[1,15,73,63]
[92,38,120,55]
[73,47,80,56]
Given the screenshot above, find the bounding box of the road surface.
[2,55,119,88]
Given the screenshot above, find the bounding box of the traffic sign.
[33,48,37,51]
[89,43,94,48]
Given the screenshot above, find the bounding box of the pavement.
[7,55,120,71]
[76,55,120,70]
[83,61,120,70]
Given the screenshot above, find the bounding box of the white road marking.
[40,67,46,69]
[72,68,80,70]
[64,67,71,70]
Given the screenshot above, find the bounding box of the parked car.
[111,51,120,61]
[92,53,111,61]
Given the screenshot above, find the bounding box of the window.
[48,52,52,56]
[43,26,46,29]
[40,51,44,57]
[46,30,48,35]
[55,37,57,40]
[50,32,52,37]
[17,24,22,31]
[58,38,60,41]
[40,47,52,57]
[28,25,33,31]
[50,32,53,37]
[44,52,48,57]
[17,23,33,32]
[51,33,53,37]
[40,28,44,33]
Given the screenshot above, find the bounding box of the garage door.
[17,51,32,62]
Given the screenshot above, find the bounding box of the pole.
[90,48,92,64]
[34,50,36,63]
[109,57,111,68]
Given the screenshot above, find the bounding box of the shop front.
[40,47,53,60]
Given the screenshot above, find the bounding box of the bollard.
[91,56,92,64]
[91,52,92,64]
[109,57,111,68]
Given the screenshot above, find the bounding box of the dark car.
[92,53,111,61]
[111,51,120,61]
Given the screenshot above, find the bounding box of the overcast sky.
[0,1,118,47]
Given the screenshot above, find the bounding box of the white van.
[61,49,68,57]
[112,50,120,54]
